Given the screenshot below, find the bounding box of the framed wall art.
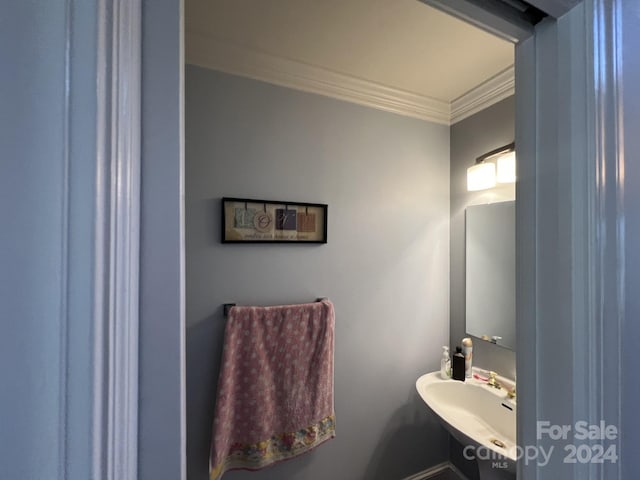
[221,197,328,244]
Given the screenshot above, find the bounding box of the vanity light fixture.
[466,142,516,192]
[496,150,516,183]
[466,162,496,192]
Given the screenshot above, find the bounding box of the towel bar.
[223,298,329,318]
[223,303,236,318]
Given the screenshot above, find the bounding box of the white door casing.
[94,0,141,478]
[424,1,626,478]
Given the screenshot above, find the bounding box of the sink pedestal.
[416,371,517,480]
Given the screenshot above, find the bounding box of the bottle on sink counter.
[462,337,473,379]
[452,346,465,381]
[440,346,451,379]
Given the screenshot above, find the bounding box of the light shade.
[497,151,516,183]
[467,162,496,191]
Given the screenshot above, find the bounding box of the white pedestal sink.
[416,371,517,480]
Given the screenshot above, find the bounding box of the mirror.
[465,201,515,349]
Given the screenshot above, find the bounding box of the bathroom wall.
[449,96,516,378]
[185,65,451,480]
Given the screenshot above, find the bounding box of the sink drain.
[490,438,506,449]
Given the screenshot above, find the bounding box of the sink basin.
[416,372,517,475]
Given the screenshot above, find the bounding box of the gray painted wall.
[449,96,516,380]
[185,66,451,480]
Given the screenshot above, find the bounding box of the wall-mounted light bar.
[467,142,516,192]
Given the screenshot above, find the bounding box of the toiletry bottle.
[462,337,473,378]
[452,346,465,381]
[440,346,450,379]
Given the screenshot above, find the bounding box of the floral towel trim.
[210,414,335,480]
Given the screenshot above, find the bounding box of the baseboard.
[403,461,470,480]
[449,462,470,480]
[402,462,449,480]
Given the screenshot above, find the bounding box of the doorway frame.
[425,0,623,478]
[100,0,624,478]
[95,0,186,479]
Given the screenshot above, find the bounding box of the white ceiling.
[185,0,514,124]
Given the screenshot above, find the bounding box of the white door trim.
[93,1,141,478]
[428,0,624,478]
[419,0,535,42]
[585,1,624,478]
[515,1,623,478]
[527,0,581,17]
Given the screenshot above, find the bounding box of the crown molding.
[186,31,514,126]
[450,66,515,124]
[186,31,451,125]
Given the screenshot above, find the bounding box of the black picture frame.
[221,197,328,244]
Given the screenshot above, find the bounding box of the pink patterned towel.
[209,300,336,480]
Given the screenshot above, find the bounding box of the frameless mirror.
[465,201,515,350]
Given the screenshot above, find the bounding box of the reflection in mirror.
[465,201,515,350]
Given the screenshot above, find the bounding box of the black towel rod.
[223,298,328,318]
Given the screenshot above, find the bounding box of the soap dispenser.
[452,346,465,381]
[440,346,450,379]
